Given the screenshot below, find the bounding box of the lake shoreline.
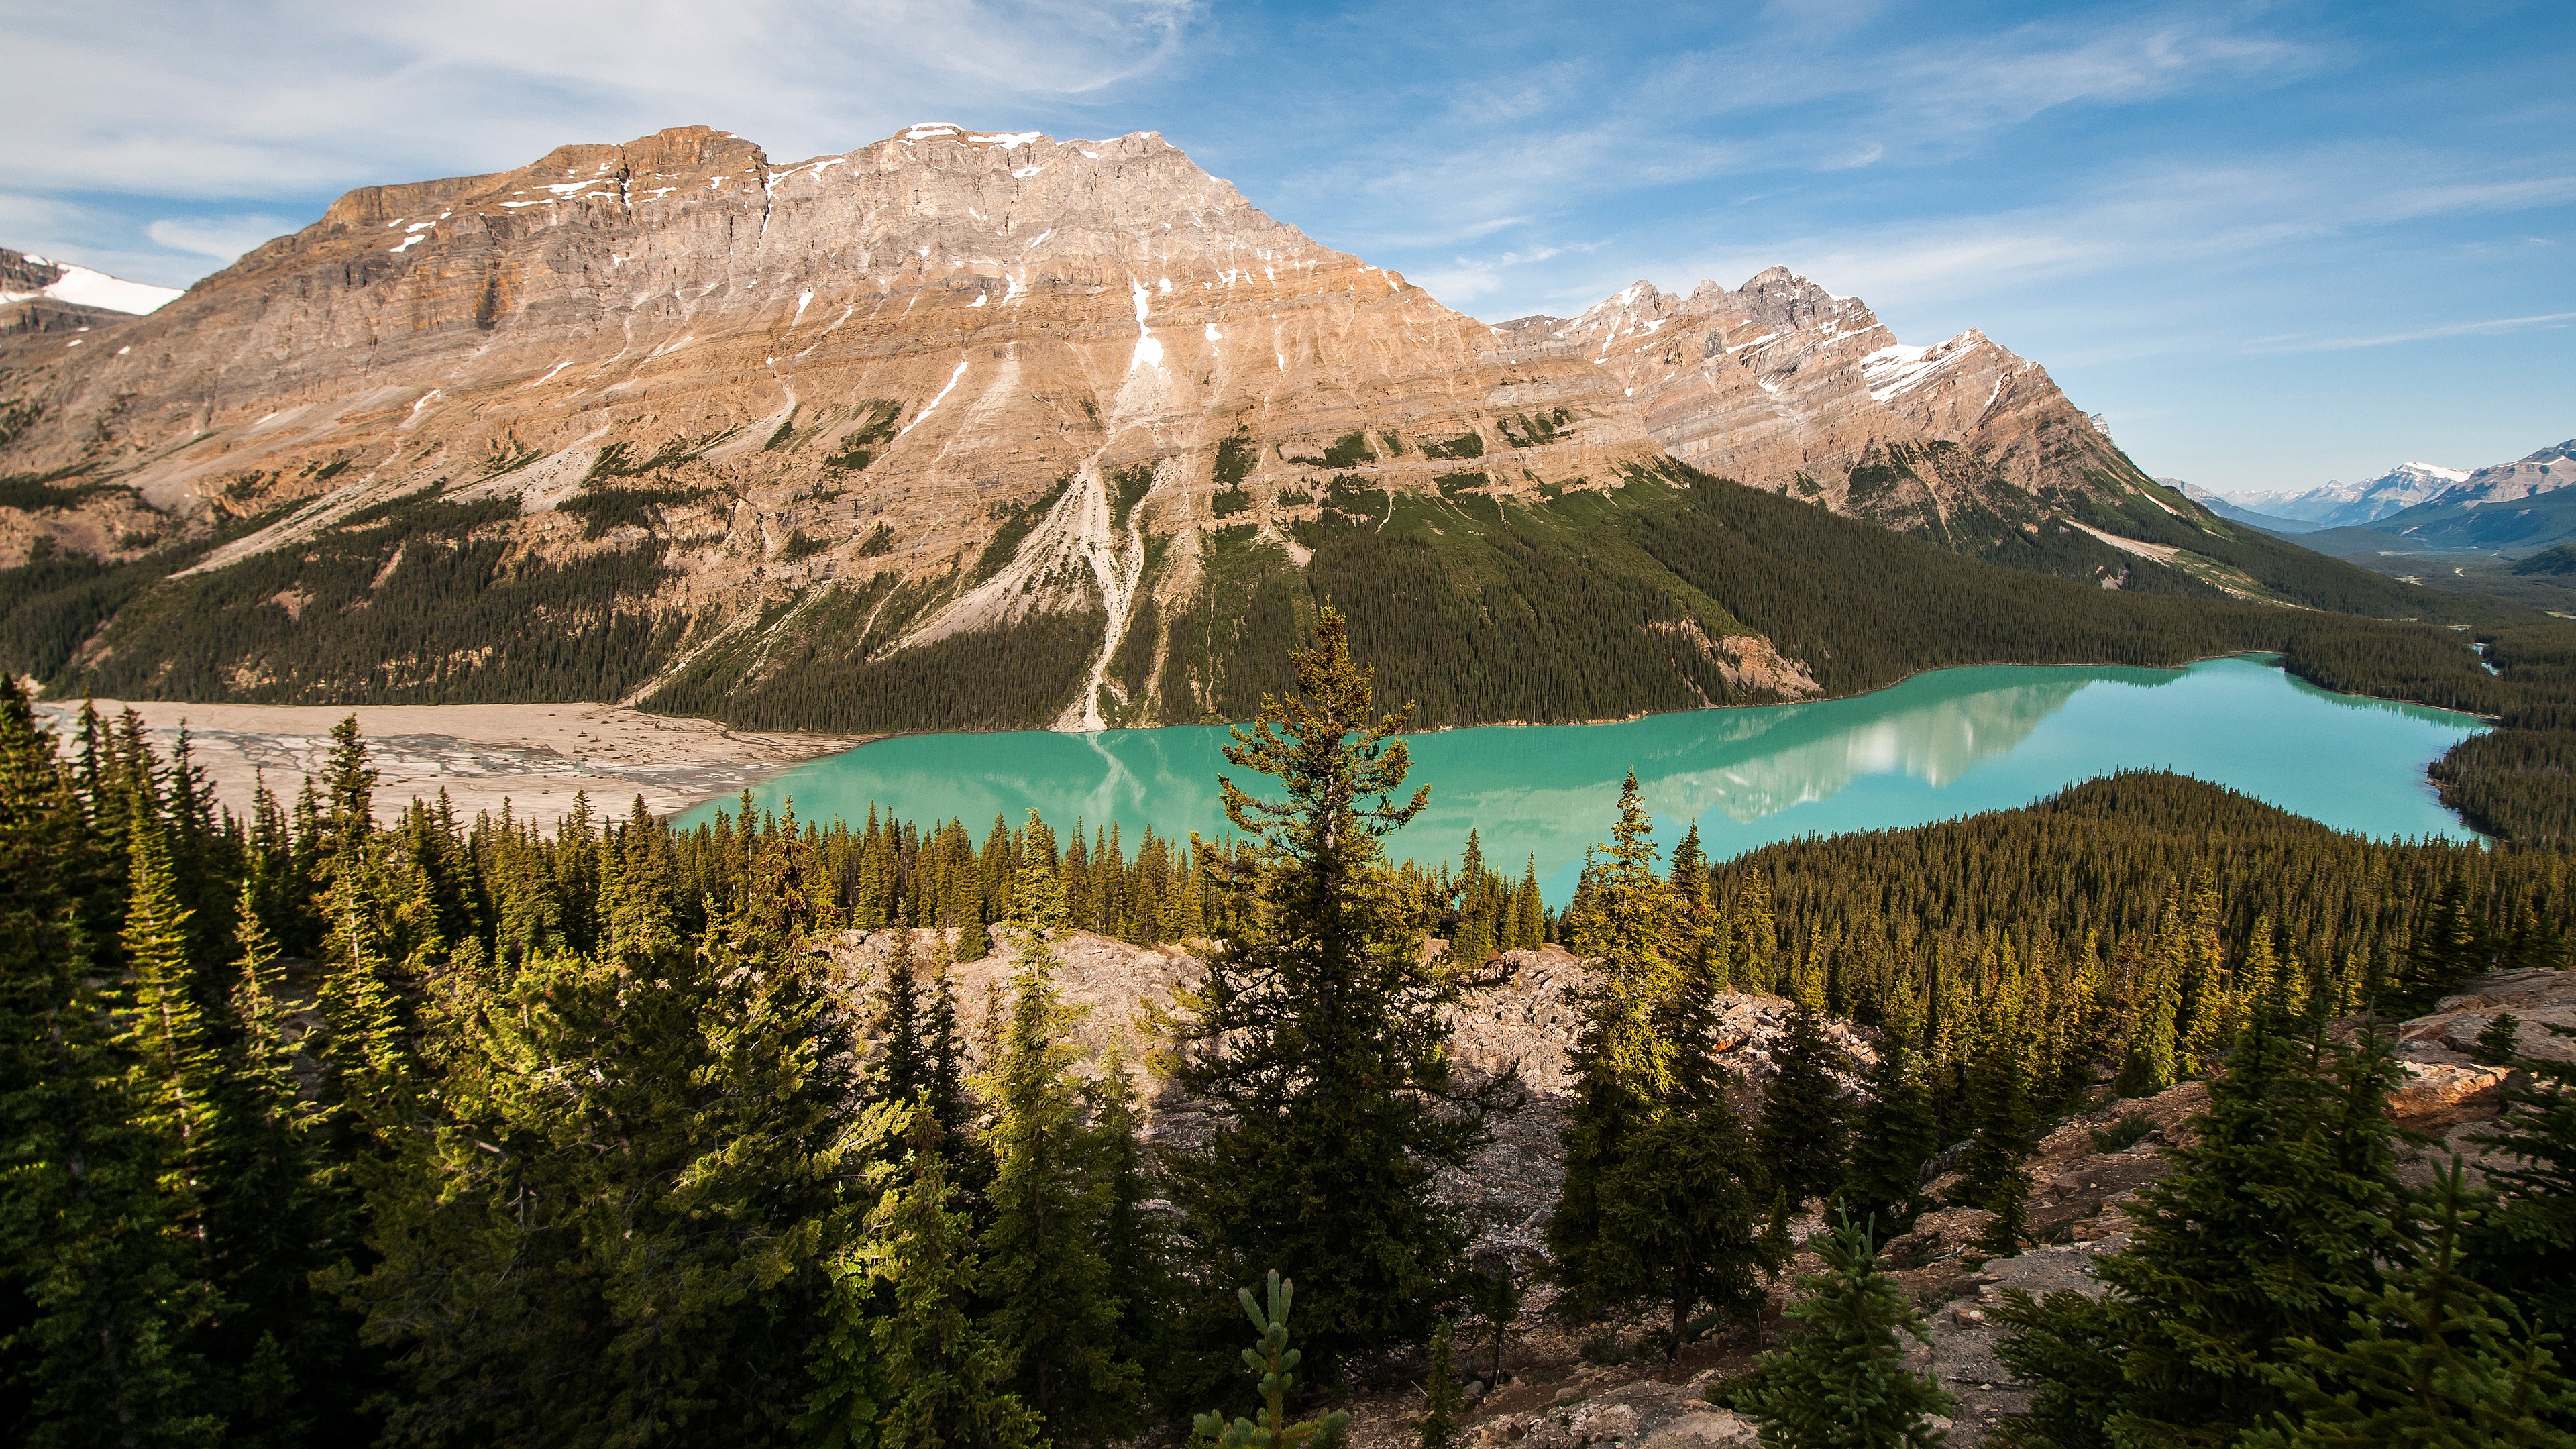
[29,698,871,829]
[30,651,2487,837]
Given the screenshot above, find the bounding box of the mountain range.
[0,124,2487,731]
[2220,462,2471,529]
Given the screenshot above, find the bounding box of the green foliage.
[1213,427,1259,488]
[646,575,1101,733]
[1496,409,1571,449]
[856,523,896,557]
[778,529,828,561]
[2476,1012,2526,1067]
[1994,1018,2408,1447]
[2467,1022,2576,1333]
[2516,543,2576,578]
[977,824,1142,1442]
[559,480,715,539]
[1434,470,1487,497]
[824,402,904,472]
[40,492,682,704]
[1743,1217,1955,1449]
[1551,775,1780,1357]
[1212,487,1253,518]
[1714,771,2572,1100]
[1420,431,1486,461]
[1192,1273,1350,1449]
[1109,464,1156,532]
[1168,608,1504,1372]
[1951,1040,2035,1257]
[2086,1112,2156,1154]
[1322,431,1376,468]
[1756,1004,1851,1213]
[0,465,123,512]
[806,1106,1040,1449]
[1419,1319,1463,1449]
[1840,1044,1940,1234]
[974,472,1077,581]
[2243,1162,2576,1449]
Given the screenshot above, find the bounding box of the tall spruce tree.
[0,678,221,1448]
[1168,608,1506,1371]
[806,1106,1038,1449]
[1951,1030,2036,1258]
[2468,1021,2576,1332]
[977,815,1139,1443]
[1841,1042,1941,1234]
[1512,857,1546,951]
[869,920,930,1110]
[1995,1017,2409,1448]
[1550,774,1779,1357]
[1743,1217,1954,1449]
[1755,1003,1851,1214]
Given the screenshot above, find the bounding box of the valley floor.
[28,698,867,827]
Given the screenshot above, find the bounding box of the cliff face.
[1503,270,2169,550]
[1,123,1678,725]
[3,123,2359,726]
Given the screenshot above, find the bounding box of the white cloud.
[0,1,1201,200]
[2248,311,2576,352]
[1519,146,2576,328]
[146,215,296,262]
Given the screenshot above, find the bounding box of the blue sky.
[3,0,2567,494]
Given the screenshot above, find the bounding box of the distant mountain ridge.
[2222,462,2468,529]
[0,123,2475,730]
[1,246,184,364]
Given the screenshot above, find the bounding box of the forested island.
[7,610,2575,1448]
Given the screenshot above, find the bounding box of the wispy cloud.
[145,214,297,262]
[2247,311,2576,352]
[1,0,1202,199]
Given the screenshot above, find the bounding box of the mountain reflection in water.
[682,657,2483,904]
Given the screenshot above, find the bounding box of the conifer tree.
[978,814,1139,1442]
[1450,830,1495,963]
[1756,1003,1851,1214]
[0,678,221,1447]
[1513,856,1546,951]
[1744,1217,1954,1449]
[2476,1012,2525,1067]
[1951,1035,2035,1257]
[807,1106,1039,1449]
[2245,1161,2576,1449]
[1193,1272,1350,1449]
[117,798,222,1250]
[1551,774,1778,1357]
[1841,1042,1941,1233]
[2468,1022,2576,1332]
[1169,608,1504,1371]
[1419,1318,1463,1449]
[1996,1017,2409,1446]
[1084,1050,1175,1397]
[870,918,930,1109]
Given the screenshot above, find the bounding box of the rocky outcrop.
[1501,272,2208,566]
[0,124,1684,722]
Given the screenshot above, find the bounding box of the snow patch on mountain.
[0,252,182,315]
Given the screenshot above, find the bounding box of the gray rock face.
[1500,269,2176,552]
[1485,1377,1759,1449]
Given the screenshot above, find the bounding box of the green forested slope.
[0,455,2534,736]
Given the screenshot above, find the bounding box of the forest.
[8,608,2576,1448]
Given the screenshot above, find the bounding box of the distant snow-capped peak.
[0,248,183,315]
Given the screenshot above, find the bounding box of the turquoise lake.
[682,656,2488,904]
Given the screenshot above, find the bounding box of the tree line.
[9,605,2576,1448]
